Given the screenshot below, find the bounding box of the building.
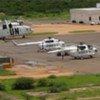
[70,3,100,24]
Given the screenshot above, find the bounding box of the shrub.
[38,96,46,100]
[12,77,35,90]
[48,75,57,79]
[0,83,5,91]
[48,81,69,93]
[49,86,60,93]
[37,78,48,87]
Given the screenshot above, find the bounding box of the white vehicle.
[90,21,95,25]
[48,42,98,59]
[12,37,65,51]
[0,20,32,40]
[70,43,97,59]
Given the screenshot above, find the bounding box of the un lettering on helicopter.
[0,20,32,40]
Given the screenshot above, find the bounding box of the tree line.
[0,0,100,16]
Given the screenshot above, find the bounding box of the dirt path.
[0,65,74,79]
[32,23,100,34]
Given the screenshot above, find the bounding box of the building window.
[72,20,76,23]
[79,21,84,24]
[89,17,92,21]
[99,16,100,20]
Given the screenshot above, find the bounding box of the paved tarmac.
[0,32,100,74]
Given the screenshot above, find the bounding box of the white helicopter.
[12,37,65,51]
[0,20,32,40]
[48,42,98,59]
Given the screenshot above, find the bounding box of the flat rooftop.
[71,8,100,11]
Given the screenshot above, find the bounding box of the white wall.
[70,9,100,24]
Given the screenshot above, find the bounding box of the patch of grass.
[0,70,16,76]
[69,30,96,33]
[0,92,18,100]
[1,74,100,99]
[27,32,58,36]
[47,88,100,100]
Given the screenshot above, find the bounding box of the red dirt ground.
[32,23,100,34]
[0,65,74,79]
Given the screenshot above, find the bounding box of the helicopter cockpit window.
[77,46,86,50]
[62,44,65,47]
[88,45,93,49]
[45,40,54,43]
